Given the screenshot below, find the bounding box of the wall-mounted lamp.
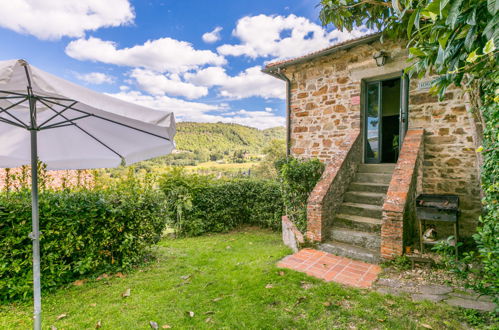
[373,51,388,67]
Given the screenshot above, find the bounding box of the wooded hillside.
[175,122,285,154]
[136,122,285,168]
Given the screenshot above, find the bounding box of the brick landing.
[277,248,381,288]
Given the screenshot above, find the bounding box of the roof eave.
[262,33,381,75]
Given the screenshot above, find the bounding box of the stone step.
[319,241,380,264]
[349,182,389,194]
[340,202,382,218]
[355,173,392,184]
[330,228,381,250]
[344,191,385,206]
[334,213,382,232]
[358,164,396,174]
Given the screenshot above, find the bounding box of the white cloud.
[0,0,134,40]
[75,72,115,85]
[108,90,220,121]
[108,90,284,129]
[185,66,285,99]
[217,14,370,59]
[202,26,223,43]
[265,107,272,112]
[66,37,226,73]
[216,109,285,129]
[130,69,208,99]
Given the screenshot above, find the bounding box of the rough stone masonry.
[269,38,481,246]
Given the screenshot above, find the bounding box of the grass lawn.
[0,229,483,329]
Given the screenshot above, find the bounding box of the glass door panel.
[365,82,381,163]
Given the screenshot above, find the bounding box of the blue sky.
[0,1,367,129]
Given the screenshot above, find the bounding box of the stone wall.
[281,39,481,238]
[408,85,482,235]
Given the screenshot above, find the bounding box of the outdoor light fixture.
[373,51,388,66]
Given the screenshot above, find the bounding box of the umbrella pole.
[30,129,42,330]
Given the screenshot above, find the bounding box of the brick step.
[344,191,385,206]
[358,164,396,174]
[355,173,392,184]
[349,182,389,193]
[339,202,382,218]
[319,241,380,264]
[330,228,381,250]
[334,213,382,232]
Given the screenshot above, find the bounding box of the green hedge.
[0,174,166,301]
[275,157,325,233]
[159,168,283,236]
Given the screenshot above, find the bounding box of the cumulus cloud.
[75,72,115,85]
[130,69,208,99]
[185,66,285,99]
[109,90,284,129]
[0,0,134,40]
[217,14,370,59]
[66,37,226,73]
[109,89,219,120]
[217,109,285,129]
[202,26,223,43]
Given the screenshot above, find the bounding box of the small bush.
[159,168,283,236]
[275,157,324,233]
[0,172,166,301]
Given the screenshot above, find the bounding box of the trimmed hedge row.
[159,168,283,236]
[0,175,166,301]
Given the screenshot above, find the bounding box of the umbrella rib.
[39,122,75,130]
[40,97,171,142]
[0,90,28,97]
[0,97,30,128]
[0,95,26,99]
[36,95,77,102]
[0,116,26,129]
[40,114,91,130]
[38,101,78,129]
[37,98,125,160]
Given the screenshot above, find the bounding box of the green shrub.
[433,79,499,306]
[474,83,499,303]
[275,157,325,233]
[0,172,166,301]
[159,168,283,236]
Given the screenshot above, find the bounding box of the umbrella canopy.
[0,59,176,330]
[0,59,175,169]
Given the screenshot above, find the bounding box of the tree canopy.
[319,0,497,97]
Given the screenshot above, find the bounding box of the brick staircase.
[319,164,395,264]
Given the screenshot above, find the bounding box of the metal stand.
[31,129,41,330]
[28,79,42,330]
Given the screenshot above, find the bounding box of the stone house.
[263,33,482,263]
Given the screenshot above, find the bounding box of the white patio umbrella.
[0,59,176,329]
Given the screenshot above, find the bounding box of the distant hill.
[134,122,285,168]
[174,122,285,154]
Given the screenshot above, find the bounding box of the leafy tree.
[320,0,496,151]
[320,0,498,301]
[253,139,287,178]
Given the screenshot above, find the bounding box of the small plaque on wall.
[351,95,360,105]
[417,79,437,90]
